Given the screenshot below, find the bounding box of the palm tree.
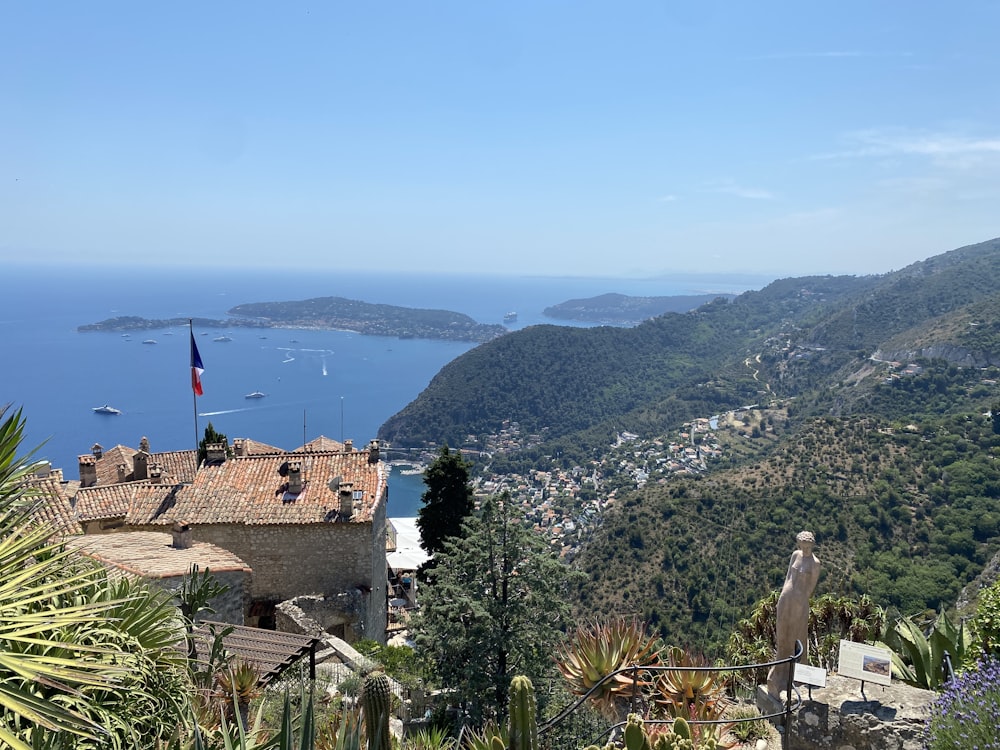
[0,405,192,748]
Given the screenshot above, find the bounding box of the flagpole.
[190,319,199,453]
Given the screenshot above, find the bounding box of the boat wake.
[198,407,255,417]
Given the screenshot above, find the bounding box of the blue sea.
[1,265,770,516]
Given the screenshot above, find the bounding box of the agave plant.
[316,706,363,750]
[406,725,456,750]
[217,660,264,728]
[879,609,974,690]
[461,719,507,750]
[555,617,660,716]
[650,647,728,722]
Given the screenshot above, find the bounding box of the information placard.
[837,640,892,686]
[794,663,827,688]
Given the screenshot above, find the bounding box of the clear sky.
[3,2,999,279]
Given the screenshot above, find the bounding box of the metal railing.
[539,641,804,750]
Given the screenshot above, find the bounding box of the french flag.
[190,331,205,396]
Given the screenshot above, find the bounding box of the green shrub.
[971,577,1000,660]
[725,705,770,744]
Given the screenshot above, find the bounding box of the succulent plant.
[555,617,660,715]
[361,671,392,750]
[651,647,727,722]
[508,675,538,750]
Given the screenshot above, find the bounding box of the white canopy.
[387,517,430,573]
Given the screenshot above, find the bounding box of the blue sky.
[3,1,999,278]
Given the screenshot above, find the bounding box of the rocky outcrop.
[782,675,934,750]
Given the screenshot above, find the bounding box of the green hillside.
[575,407,1000,653]
[379,236,1000,651]
[378,274,873,448]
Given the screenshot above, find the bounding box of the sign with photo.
[837,640,892,686]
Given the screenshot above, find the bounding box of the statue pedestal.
[756,685,788,726]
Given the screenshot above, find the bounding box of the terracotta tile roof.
[67,532,251,578]
[93,444,137,485]
[22,475,83,537]
[74,482,181,523]
[149,449,386,526]
[83,444,197,485]
[295,436,345,453]
[149,450,198,483]
[233,438,285,456]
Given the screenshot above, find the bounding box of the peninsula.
[543,292,735,324]
[78,297,508,343]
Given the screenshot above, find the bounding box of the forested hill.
[378,274,870,448]
[543,292,734,324]
[378,238,1000,451]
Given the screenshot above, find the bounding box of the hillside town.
[468,414,730,560]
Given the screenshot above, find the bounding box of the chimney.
[139,436,150,453]
[171,520,193,549]
[133,450,149,481]
[339,482,354,519]
[116,463,128,482]
[92,443,104,460]
[149,463,163,484]
[205,441,227,464]
[79,454,97,488]
[368,439,380,464]
[233,438,247,457]
[287,461,303,494]
[344,439,353,452]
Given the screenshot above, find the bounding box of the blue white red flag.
[190,331,205,396]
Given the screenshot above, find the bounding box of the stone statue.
[766,530,820,698]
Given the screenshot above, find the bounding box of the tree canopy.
[416,445,475,556]
[413,493,580,720]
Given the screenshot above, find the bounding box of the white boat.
[245,391,267,399]
[214,335,232,342]
[142,339,157,344]
[92,405,122,415]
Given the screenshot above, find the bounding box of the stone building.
[71,437,389,643]
[66,530,252,625]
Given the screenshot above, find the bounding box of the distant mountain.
[379,238,1000,449]
[377,273,873,448]
[543,292,735,324]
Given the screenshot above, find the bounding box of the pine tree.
[413,493,579,720]
[416,445,474,555]
[197,422,231,464]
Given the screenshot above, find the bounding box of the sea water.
[1,265,769,515]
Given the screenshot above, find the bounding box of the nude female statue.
[766,530,821,698]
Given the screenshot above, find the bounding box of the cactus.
[670,717,691,742]
[362,671,392,750]
[507,675,538,750]
[623,714,649,750]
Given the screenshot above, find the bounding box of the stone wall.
[160,520,387,642]
[786,675,934,750]
[148,568,251,625]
